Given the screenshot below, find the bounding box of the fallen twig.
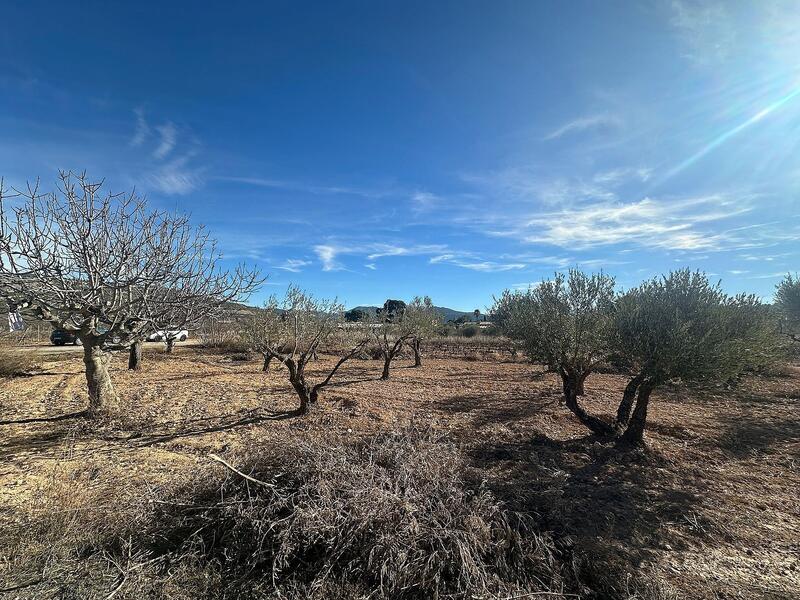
[208,453,275,488]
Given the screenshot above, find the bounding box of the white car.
[146,329,189,342]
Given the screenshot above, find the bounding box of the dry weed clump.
[0,346,38,377]
[135,428,565,599]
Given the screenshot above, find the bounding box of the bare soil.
[1,345,798,598]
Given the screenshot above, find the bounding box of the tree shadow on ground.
[716,411,800,459]
[465,432,712,569]
[433,392,559,430]
[131,409,298,447]
[0,410,86,426]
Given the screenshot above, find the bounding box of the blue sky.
[1,1,798,310]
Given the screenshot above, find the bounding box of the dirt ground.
[1,345,798,599]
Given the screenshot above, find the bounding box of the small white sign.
[8,311,25,332]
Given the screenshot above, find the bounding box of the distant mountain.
[349,305,483,323]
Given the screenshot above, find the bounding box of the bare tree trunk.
[291,376,312,414]
[412,338,422,367]
[262,354,272,372]
[615,373,644,431]
[381,353,392,380]
[560,370,613,437]
[128,341,142,370]
[165,337,175,354]
[83,341,117,416]
[620,382,655,446]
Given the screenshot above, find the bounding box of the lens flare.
[660,84,800,183]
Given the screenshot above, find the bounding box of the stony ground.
[0,344,798,599]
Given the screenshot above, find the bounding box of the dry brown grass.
[0,345,797,598]
[0,346,38,378]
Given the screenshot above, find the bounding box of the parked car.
[50,329,81,346]
[50,328,123,347]
[146,329,189,342]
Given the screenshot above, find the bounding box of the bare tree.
[404,296,441,367]
[243,286,368,414]
[0,172,261,415]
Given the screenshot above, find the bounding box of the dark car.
[50,328,123,347]
[50,329,82,346]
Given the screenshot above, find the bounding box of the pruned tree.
[775,273,800,342]
[404,296,441,367]
[0,172,260,415]
[243,286,368,414]
[611,270,777,445]
[372,298,414,380]
[492,270,617,436]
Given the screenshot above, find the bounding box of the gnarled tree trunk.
[381,354,392,380]
[615,373,644,431]
[165,337,175,354]
[128,340,142,370]
[82,340,117,416]
[560,368,614,437]
[262,354,272,372]
[620,381,655,445]
[412,337,422,367]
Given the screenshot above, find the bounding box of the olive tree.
[775,273,800,342]
[493,270,616,436]
[404,296,441,367]
[0,172,260,415]
[371,298,416,380]
[243,286,368,414]
[612,270,775,445]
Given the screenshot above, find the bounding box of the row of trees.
[493,269,783,445]
[243,291,441,414]
[0,173,442,419]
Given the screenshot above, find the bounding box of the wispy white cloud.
[365,263,377,270]
[154,121,177,159]
[429,254,525,273]
[544,114,623,141]
[366,243,448,260]
[147,154,203,195]
[314,245,342,271]
[277,259,311,273]
[130,107,150,147]
[411,190,440,214]
[514,195,756,251]
[215,175,393,199]
[668,0,737,67]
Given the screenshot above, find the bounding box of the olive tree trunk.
[262,354,272,372]
[560,369,614,437]
[620,381,655,445]
[412,337,423,367]
[165,337,175,353]
[128,340,142,370]
[615,373,645,431]
[82,340,117,415]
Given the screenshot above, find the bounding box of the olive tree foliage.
[404,296,441,367]
[775,273,800,342]
[243,286,368,414]
[612,270,775,445]
[0,172,260,415]
[369,298,418,380]
[493,270,616,435]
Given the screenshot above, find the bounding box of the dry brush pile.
[0,428,675,600]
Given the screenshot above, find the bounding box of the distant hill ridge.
[349,305,481,323]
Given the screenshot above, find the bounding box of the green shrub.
[460,325,479,338]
